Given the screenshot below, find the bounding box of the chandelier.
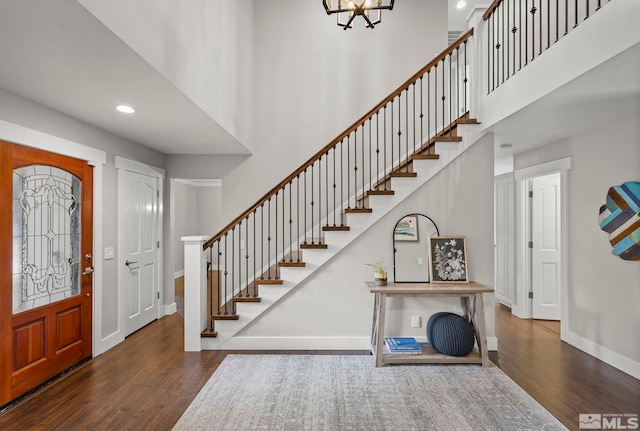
[322,1,395,30]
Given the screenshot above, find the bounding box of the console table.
[367,281,493,367]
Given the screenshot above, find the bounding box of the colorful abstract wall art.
[598,181,640,261]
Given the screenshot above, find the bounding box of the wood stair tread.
[411,153,440,160]
[433,136,462,142]
[390,171,418,178]
[201,329,218,338]
[344,207,373,214]
[323,225,350,231]
[279,251,305,267]
[211,314,239,321]
[300,239,328,249]
[366,190,395,196]
[255,266,283,284]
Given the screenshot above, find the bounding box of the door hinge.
[528,241,533,248]
[528,190,533,198]
[157,190,160,198]
[157,292,160,299]
[528,291,534,299]
[157,241,160,248]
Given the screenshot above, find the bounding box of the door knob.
[83,267,94,275]
[125,260,138,266]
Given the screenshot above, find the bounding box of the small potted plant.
[366,260,387,285]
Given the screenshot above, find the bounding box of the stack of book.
[384,337,422,354]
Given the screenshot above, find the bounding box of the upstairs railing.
[484,0,613,93]
[201,30,475,334]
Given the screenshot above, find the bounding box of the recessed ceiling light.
[456,1,466,9]
[499,143,513,149]
[116,105,136,114]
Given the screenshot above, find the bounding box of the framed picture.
[429,236,468,283]
[394,215,419,241]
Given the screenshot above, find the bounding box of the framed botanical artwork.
[429,236,468,283]
[393,215,419,241]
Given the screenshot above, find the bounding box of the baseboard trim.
[563,329,640,380]
[163,302,177,316]
[174,270,184,279]
[95,331,124,356]
[487,336,498,351]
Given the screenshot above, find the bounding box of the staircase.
[202,118,483,349]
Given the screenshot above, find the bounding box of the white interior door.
[531,173,561,320]
[121,169,159,335]
[495,175,515,306]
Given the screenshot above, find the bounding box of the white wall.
[514,114,640,378]
[235,134,495,347]
[0,88,166,355]
[220,0,449,226]
[78,0,254,149]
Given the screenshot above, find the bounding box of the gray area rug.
[173,355,567,431]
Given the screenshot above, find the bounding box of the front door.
[121,169,159,335]
[0,141,93,406]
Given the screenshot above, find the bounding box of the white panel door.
[531,173,561,320]
[495,176,515,305]
[122,170,159,335]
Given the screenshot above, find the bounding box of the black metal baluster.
[531,1,537,61]
[253,210,257,296]
[513,0,518,76]
[556,0,559,42]
[505,0,509,81]
[519,0,523,70]
[245,216,249,297]
[547,0,550,48]
[488,15,492,93]
[433,66,438,135]
[405,89,409,168]
[574,0,578,28]
[448,52,453,127]
[501,1,505,84]
[318,156,322,239]
[397,97,402,172]
[383,106,387,190]
[267,198,271,280]
[354,128,358,208]
[525,0,529,65]
[346,136,350,209]
[231,227,235,312]
[427,70,431,148]
[333,148,337,225]
[310,164,314,242]
[223,233,228,314]
[441,59,446,134]
[217,240,221,314]
[390,100,394,172]
[304,168,308,239]
[419,77,424,150]
[376,113,380,188]
[274,192,278,278]
[368,119,372,191]
[289,181,293,261]
[361,123,365,195]
[565,0,568,35]
[585,0,590,19]
[464,41,468,113]
[281,186,285,262]
[297,175,301,259]
[340,139,345,221]
[325,151,328,239]
[412,82,416,154]
[539,0,543,55]
[260,204,264,280]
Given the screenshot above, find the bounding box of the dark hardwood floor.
[0,298,638,430]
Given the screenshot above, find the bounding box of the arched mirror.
[392,213,439,283]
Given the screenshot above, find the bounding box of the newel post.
[182,236,209,352]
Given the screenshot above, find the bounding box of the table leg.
[370,293,380,354]
[473,292,489,367]
[375,293,387,367]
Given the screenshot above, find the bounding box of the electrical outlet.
[411,315,422,328]
[240,240,245,250]
[104,247,114,260]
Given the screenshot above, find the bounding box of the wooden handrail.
[203,28,474,250]
[483,0,503,20]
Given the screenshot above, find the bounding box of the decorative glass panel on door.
[12,165,81,313]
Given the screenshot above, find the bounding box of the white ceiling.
[1,1,635,159]
[0,0,249,155]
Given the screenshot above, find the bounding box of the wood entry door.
[0,141,93,406]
